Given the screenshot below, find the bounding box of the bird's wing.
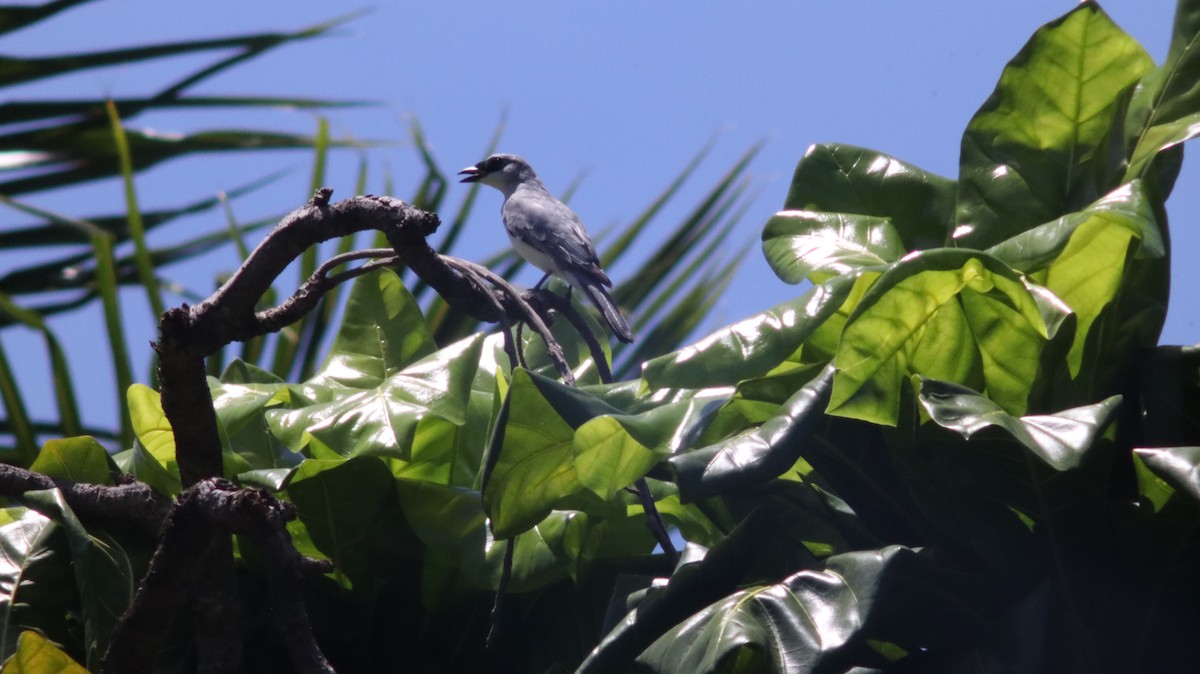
[503,190,611,287]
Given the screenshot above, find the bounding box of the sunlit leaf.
[671,366,834,502]
[482,369,584,538]
[829,251,1053,426]
[1134,446,1200,506]
[636,546,913,674]
[126,384,176,472]
[30,437,111,486]
[762,210,902,284]
[20,491,134,669]
[956,2,1154,248]
[1124,0,1200,181]
[919,378,1120,470]
[782,143,956,252]
[643,276,852,390]
[0,509,72,663]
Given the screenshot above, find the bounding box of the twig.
[530,290,614,383]
[633,477,678,564]
[485,538,516,658]
[444,257,574,385]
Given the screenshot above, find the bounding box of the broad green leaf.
[21,491,134,670]
[219,359,284,386]
[485,511,588,592]
[1134,446,1200,506]
[286,457,410,588]
[30,437,112,486]
[762,210,902,284]
[482,369,584,538]
[307,269,436,389]
[1133,450,1180,512]
[388,346,503,487]
[395,480,588,597]
[126,384,176,473]
[985,181,1164,273]
[918,378,1120,470]
[988,181,1166,377]
[956,2,1154,248]
[642,276,853,390]
[636,546,912,674]
[268,334,484,459]
[671,366,834,502]
[685,365,823,449]
[571,395,705,500]
[208,379,298,477]
[111,443,180,497]
[829,251,1052,426]
[1124,0,1200,180]
[782,144,956,251]
[0,631,88,674]
[579,509,779,673]
[0,510,74,663]
[573,418,659,500]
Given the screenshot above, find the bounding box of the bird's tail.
[583,282,634,343]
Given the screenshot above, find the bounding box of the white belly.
[509,232,560,276]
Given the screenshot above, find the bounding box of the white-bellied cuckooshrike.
[458,154,634,343]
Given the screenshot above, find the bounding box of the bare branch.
[0,463,169,535]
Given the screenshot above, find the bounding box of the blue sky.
[1,0,1196,430]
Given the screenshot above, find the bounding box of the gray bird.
[459,154,634,343]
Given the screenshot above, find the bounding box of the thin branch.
[530,290,613,383]
[633,477,678,563]
[486,537,516,659]
[444,256,574,385]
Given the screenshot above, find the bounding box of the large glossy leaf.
[990,181,1165,380]
[1134,446,1200,506]
[571,387,732,501]
[207,378,298,487]
[642,276,852,390]
[635,546,912,674]
[0,510,74,663]
[579,508,777,673]
[918,378,1120,471]
[266,271,480,459]
[20,491,134,670]
[956,2,1154,248]
[762,210,902,284]
[481,369,585,538]
[671,365,834,502]
[29,437,111,486]
[828,251,1056,426]
[985,181,1164,273]
[306,269,437,389]
[782,144,956,252]
[285,457,412,588]
[1124,0,1200,180]
[126,384,177,478]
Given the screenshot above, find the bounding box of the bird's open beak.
[458,166,482,183]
